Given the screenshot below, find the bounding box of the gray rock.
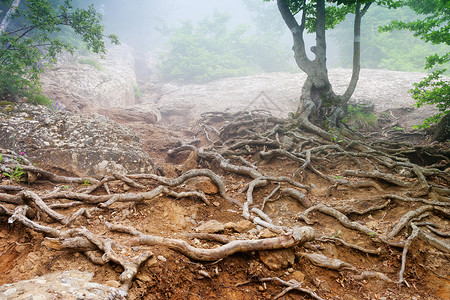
[0,270,127,300]
[0,103,153,177]
[41,45,138,114]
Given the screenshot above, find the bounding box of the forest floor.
[1,69,449,300]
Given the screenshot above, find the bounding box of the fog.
[73,1,443,78]
[95,0,261,49]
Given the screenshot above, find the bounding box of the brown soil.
[1,71,449,300]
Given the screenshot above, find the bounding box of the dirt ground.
[1,70,449,300]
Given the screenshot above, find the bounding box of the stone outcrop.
[0,102,153,177]
[0,270,127,299]
[40,45,138,114]
[99,104,161,125]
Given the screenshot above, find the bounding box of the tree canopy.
[0,0,118,97]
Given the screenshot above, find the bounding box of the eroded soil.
[1,69,449,300]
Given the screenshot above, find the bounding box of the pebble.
[157,255,167,262]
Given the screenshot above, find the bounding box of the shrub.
[77,57,103,71]
[158,12,293,83]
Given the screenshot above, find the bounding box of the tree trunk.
[431,113,450,142]
[277,0,371,131]
[0,0,21,33]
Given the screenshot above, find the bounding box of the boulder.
[0,103,153,177]
[0,270,127,300]
[99,105,160,125]
[40,45,138,114]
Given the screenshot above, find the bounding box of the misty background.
[2,0,447,82]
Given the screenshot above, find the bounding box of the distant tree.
[0,0,118,97]
[158,11,293,83]
[266,0,401,138]
[331,5,448,72]
[381,0,449,141]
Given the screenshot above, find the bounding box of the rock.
[0,103,153,177]
[99,106,160,125]
[41,45,137,114]
[292,270,305,282]
[157,255,167,262]
[224,220,255,233]
[258,228,278,239]
[187,177,218,195]
[135,273,152,282]
[181,151,198,173]
[105,280,121,288]
[158,163,178,177]
[0,270,127,299]
[258,248,295,271]
[194,220,225,233]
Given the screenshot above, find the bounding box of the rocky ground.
[0,48,449,300]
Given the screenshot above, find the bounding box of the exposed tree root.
[107,222,315,261]
[240,277,325,300]
[1,110,448,298]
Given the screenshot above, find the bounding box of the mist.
[72,0,444,81]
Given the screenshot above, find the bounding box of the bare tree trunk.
[0,0,21,33]
[277,0,370,130]
[342,3,371,101]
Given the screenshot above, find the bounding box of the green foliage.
[133,85,142,99]
[3,163,24,183]
[27,93,52,107]
[1,135,25,183]
[263,0,402,32]
[0,0,119,97]
[332,5,448,72]
[331,230,343,238]
[411,70,450,129]
[381,0,449,128]
[344,104,377,129]
[77,57,102,70]
[158,11,293,83]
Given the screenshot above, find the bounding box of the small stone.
[123,184,131,191]
[258,285,265,292]
[157,255,167,262]
[258,229,277,238]
[259,248,295,271]
[287,268,294,273]
[225,220,255,233]
[195,220,225,233]
[213,202,220,207]
[292,270,305,282]
[181,151,198,173]
[187,177,219,195]
[105,280,121,288]
[145,256,158,267]
[135,274,151,282]
[26,171,38,183]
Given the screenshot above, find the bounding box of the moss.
[77,58,103,71]
[0,101,15,113]
[0,101,14,106]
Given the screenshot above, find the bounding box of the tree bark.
[431,113,450,142]
[0,0,21,33]
[277,0,369,129]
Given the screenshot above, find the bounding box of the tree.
[331,5,448,72]
[0,0,118,97]
[158,11,293,83]
[267,0,400,138]
[381,0,449,141]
